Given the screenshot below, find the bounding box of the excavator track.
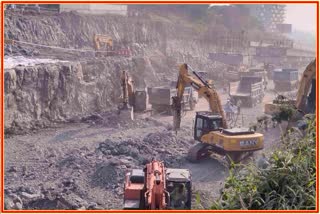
[187,142,210,163]
[188,143,254,165]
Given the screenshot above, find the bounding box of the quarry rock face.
[5,62,82,132]
[4,56,169,133]
[4,12,223,134]
[4,57,220,134]
[4,12,164,55]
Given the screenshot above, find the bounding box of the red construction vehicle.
[123,160,192,210]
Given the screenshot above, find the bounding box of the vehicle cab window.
[195,118,203,138]
[203,119,208,129]
[211,119,221,130]
[168,182,190,209]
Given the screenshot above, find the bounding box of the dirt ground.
[4,85,284,210]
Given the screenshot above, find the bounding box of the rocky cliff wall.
[4,11,220,133]
[5,12,162,48]
[4,55,178,133]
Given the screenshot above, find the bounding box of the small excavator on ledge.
[123,160,192,210]
[118,70,149,120]
[93,34,131,57]
[172,64,264,164]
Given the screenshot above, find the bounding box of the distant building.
[208,53,248,66]
[247,4,286,32]
[276,24,292,34]
[59,4,127,16]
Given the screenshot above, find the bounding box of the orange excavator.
[172,64,264,163]
[123,160,192,210]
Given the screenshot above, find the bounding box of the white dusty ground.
[4,56,69,69]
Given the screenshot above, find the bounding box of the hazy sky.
[210,4,317,33]
[285,4,317,33]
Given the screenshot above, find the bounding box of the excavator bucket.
[118,70,134,121]
[118,104,134,121]
[172,64,189,131]
[172,96,182,131]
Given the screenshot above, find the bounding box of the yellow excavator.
[93,34,131,57]
[93,34,114,57]
[118,71,148,120]
[118,70,134,120]
[264,59,316,116]
[295,59,316,114]
[172,64,264,163]
[119,70,135,109]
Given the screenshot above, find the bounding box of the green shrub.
[272,104,298,123]
[211,118,316,210]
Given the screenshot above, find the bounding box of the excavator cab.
[194,111,223,141]
[166,168,192,210]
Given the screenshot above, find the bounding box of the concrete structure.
[208,53,249,66]
[59,4,127,16]
[276,24,292,34]
[273,69,299,91]
[248,36,315,66]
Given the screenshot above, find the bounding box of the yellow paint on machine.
[201,131,264,152]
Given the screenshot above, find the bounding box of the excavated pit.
[3,9,291,210]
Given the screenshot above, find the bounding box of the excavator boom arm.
[296,59,316,112]
[120,71,136,107]
[173,64,227,130]
[145,161,167,209]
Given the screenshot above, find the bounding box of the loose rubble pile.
[96,130,190,167]
[4,116,193,210]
